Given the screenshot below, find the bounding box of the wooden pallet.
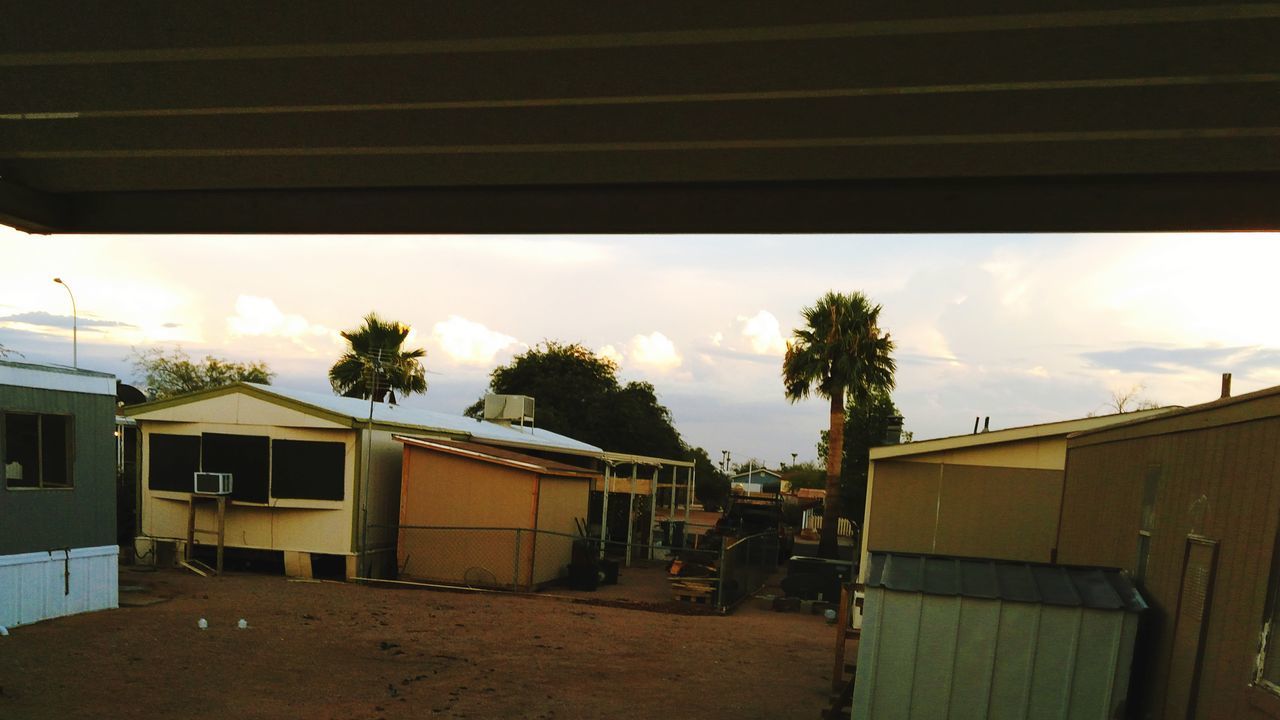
[669,577,717,604]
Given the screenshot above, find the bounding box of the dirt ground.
[0,567,834,720]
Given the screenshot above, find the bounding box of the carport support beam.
[687,466,695,522]
[625,464,637,567]
[648,466,659,560]
[599,464,612,560]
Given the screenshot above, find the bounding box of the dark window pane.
[202,433,269,503]
[40,415,70,487]
[4,413,39,488]
[149,434,201,492]
[272,440,346,500]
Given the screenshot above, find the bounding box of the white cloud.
[597,344,624,366]
[710,331,724,347]
[431,315,520,366]
[738,310,787,355]
[629,331,682,370]
[227,296,333,346]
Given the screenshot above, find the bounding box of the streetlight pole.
[52,278,76,369]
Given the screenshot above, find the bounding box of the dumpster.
[782,555,855,601]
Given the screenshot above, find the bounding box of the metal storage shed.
[395,435,599,590]
[853,552,1146,720]
[862,408,1174,575]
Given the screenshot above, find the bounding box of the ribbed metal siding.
[853,553,1143,719]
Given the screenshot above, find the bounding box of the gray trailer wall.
[0,385,117,555]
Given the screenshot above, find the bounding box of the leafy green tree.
[817,388,904,527]
[130,347,273,401]
[688,446,731,512]
[465,341,685,458]
[329,313,427,402]
[781,461,827,491]
[782,291,896,558]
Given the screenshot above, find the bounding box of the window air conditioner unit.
[194,471,233,495]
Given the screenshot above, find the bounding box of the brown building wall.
[866,460,1062,563]
[1058,397,1280,720]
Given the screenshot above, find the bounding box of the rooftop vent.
[483,394,535,428]
[883,415,904,445]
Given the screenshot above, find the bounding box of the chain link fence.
[377,524,777,611]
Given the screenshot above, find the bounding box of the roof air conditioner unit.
[483,394,535,426]
[194,471,233,495]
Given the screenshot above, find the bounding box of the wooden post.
[215,496,226,575]
[185,497,196,562]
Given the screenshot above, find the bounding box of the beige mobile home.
[126,383,600,579]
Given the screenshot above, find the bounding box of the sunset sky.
[3,227,1278,465]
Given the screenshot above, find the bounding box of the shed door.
[1164,536,1218,720]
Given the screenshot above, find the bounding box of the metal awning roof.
[2,3,1278,234]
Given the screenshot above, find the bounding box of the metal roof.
[395,435,600,479]
[241,383,603,456]
[869,406,1177,460]
[0,359,116,396]
[3,3,1278,234]
[866,552,1147,613]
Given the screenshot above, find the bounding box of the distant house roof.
[126,382,603,457]
[0,360,115,396]
[866,552,1146,613]
[869,406,1178,460]
[731,468,782,482]
[396,435,600,480]
[794,487,826,500]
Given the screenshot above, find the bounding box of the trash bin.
[669,520,686,549]
[783,555,855,601]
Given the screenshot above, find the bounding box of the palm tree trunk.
[820,388,845,558]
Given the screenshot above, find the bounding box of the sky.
[3,228,1279,466]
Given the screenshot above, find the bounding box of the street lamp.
[52,278,77,369]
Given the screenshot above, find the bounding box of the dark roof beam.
[0,175,66,234]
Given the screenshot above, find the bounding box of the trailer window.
[3,411,73,489]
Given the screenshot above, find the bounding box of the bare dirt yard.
[0,567,833,720]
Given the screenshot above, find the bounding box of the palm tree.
[329,313,428,402]
[783,291,895,558]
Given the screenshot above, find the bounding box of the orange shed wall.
[397,446,535,587]
[531,476,590,586]
[1058,409,1280,720]
[866,460,1062,563]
